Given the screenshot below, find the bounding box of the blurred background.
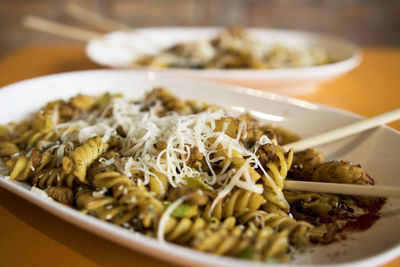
[0,0,399,56]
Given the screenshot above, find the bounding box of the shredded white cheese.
[157,196,188,243]
[31,186,52,200]
[46,93,286,213]
[259,135,272,145]
[92,187,108,197]
[99,157,115,166]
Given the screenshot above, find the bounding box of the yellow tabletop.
[0,44,399,267]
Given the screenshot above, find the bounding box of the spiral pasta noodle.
[262,146,294,215]
[203,188,266,220]
[238,210,313,247]
[0,141,19,156]
[163,217,208,243]
[0,88,383,263]
[31,167,77,189]
[6,150,55,181]
[76,186,129,224]
[62,136,117,182]
[92,171,165,228]
[191,217,238,253]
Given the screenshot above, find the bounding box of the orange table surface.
[0,44,399,267]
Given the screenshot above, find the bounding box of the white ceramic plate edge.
[2,177,400,267]
[0,70,399,267]
[86,27,362,87]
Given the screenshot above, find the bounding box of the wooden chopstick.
[22,15,102,42]
[22,15,161,55]
[284,180,400,198]
[64,3,164,49]
[64,3,132,32]
[283,108,400,152]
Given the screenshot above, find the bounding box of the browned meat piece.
[354,196,385,209]
[246,127,275,146]
[143,87,192,115]
[166,43,186,54]
[59,103,81,119]
[289,148,325,181]
[186,147,204,170]
[238,113,277,149]
[312,160,374,185]
[312,160,381,208]
[261,125,301,145]
[309,224,338,244]
[285,191,351,224]
[30,150,42,169]
[256,143,277,166]
[86,160,106,183]
[190,147,203,161]
[46,186,74,205]
[212,54,244,69]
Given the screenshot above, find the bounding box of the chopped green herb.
[125,196,137,204]
[118,210,124,219]
[162,201,171,209]
[166,202,191,218]
[248,222,258,233]
[88,210,97,216]
[146,231,154,237]
[147,206,155,216]
[94,93,111,109]
[182,177,213,191]
[237,246,255,260]
[265,258,281,264]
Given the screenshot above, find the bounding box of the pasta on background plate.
[134,28,334,70]
[0,88,384,262]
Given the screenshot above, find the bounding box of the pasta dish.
[134,28,334,69]
[0,88,384,262]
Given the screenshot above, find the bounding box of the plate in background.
[0,70,399,267]
[86,28,362,94]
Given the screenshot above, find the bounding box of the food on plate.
[134,28,334,69]
[0,88,384,262]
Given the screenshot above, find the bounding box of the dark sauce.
[342,197,386,232]
[289,194,386,244]
[343,213,380,232]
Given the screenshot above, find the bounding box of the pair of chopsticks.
[23,4,160,53]
[283,109,400,198]
[22,3,131,42]
[21,5,400,198]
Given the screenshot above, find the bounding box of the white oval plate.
[0,70,399,267]
[86,27,362,92]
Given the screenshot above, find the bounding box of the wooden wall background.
[0,0,399,55]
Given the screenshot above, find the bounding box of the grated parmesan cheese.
[31,186,52,200]
[157,195,188,243]
[47,93,287,215]
[259,135,272,145]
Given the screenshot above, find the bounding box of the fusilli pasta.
[0,88,385,263]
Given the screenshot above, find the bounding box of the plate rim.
[1,69,397,135]
[0,69,399,267]
[85,26,362,78]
